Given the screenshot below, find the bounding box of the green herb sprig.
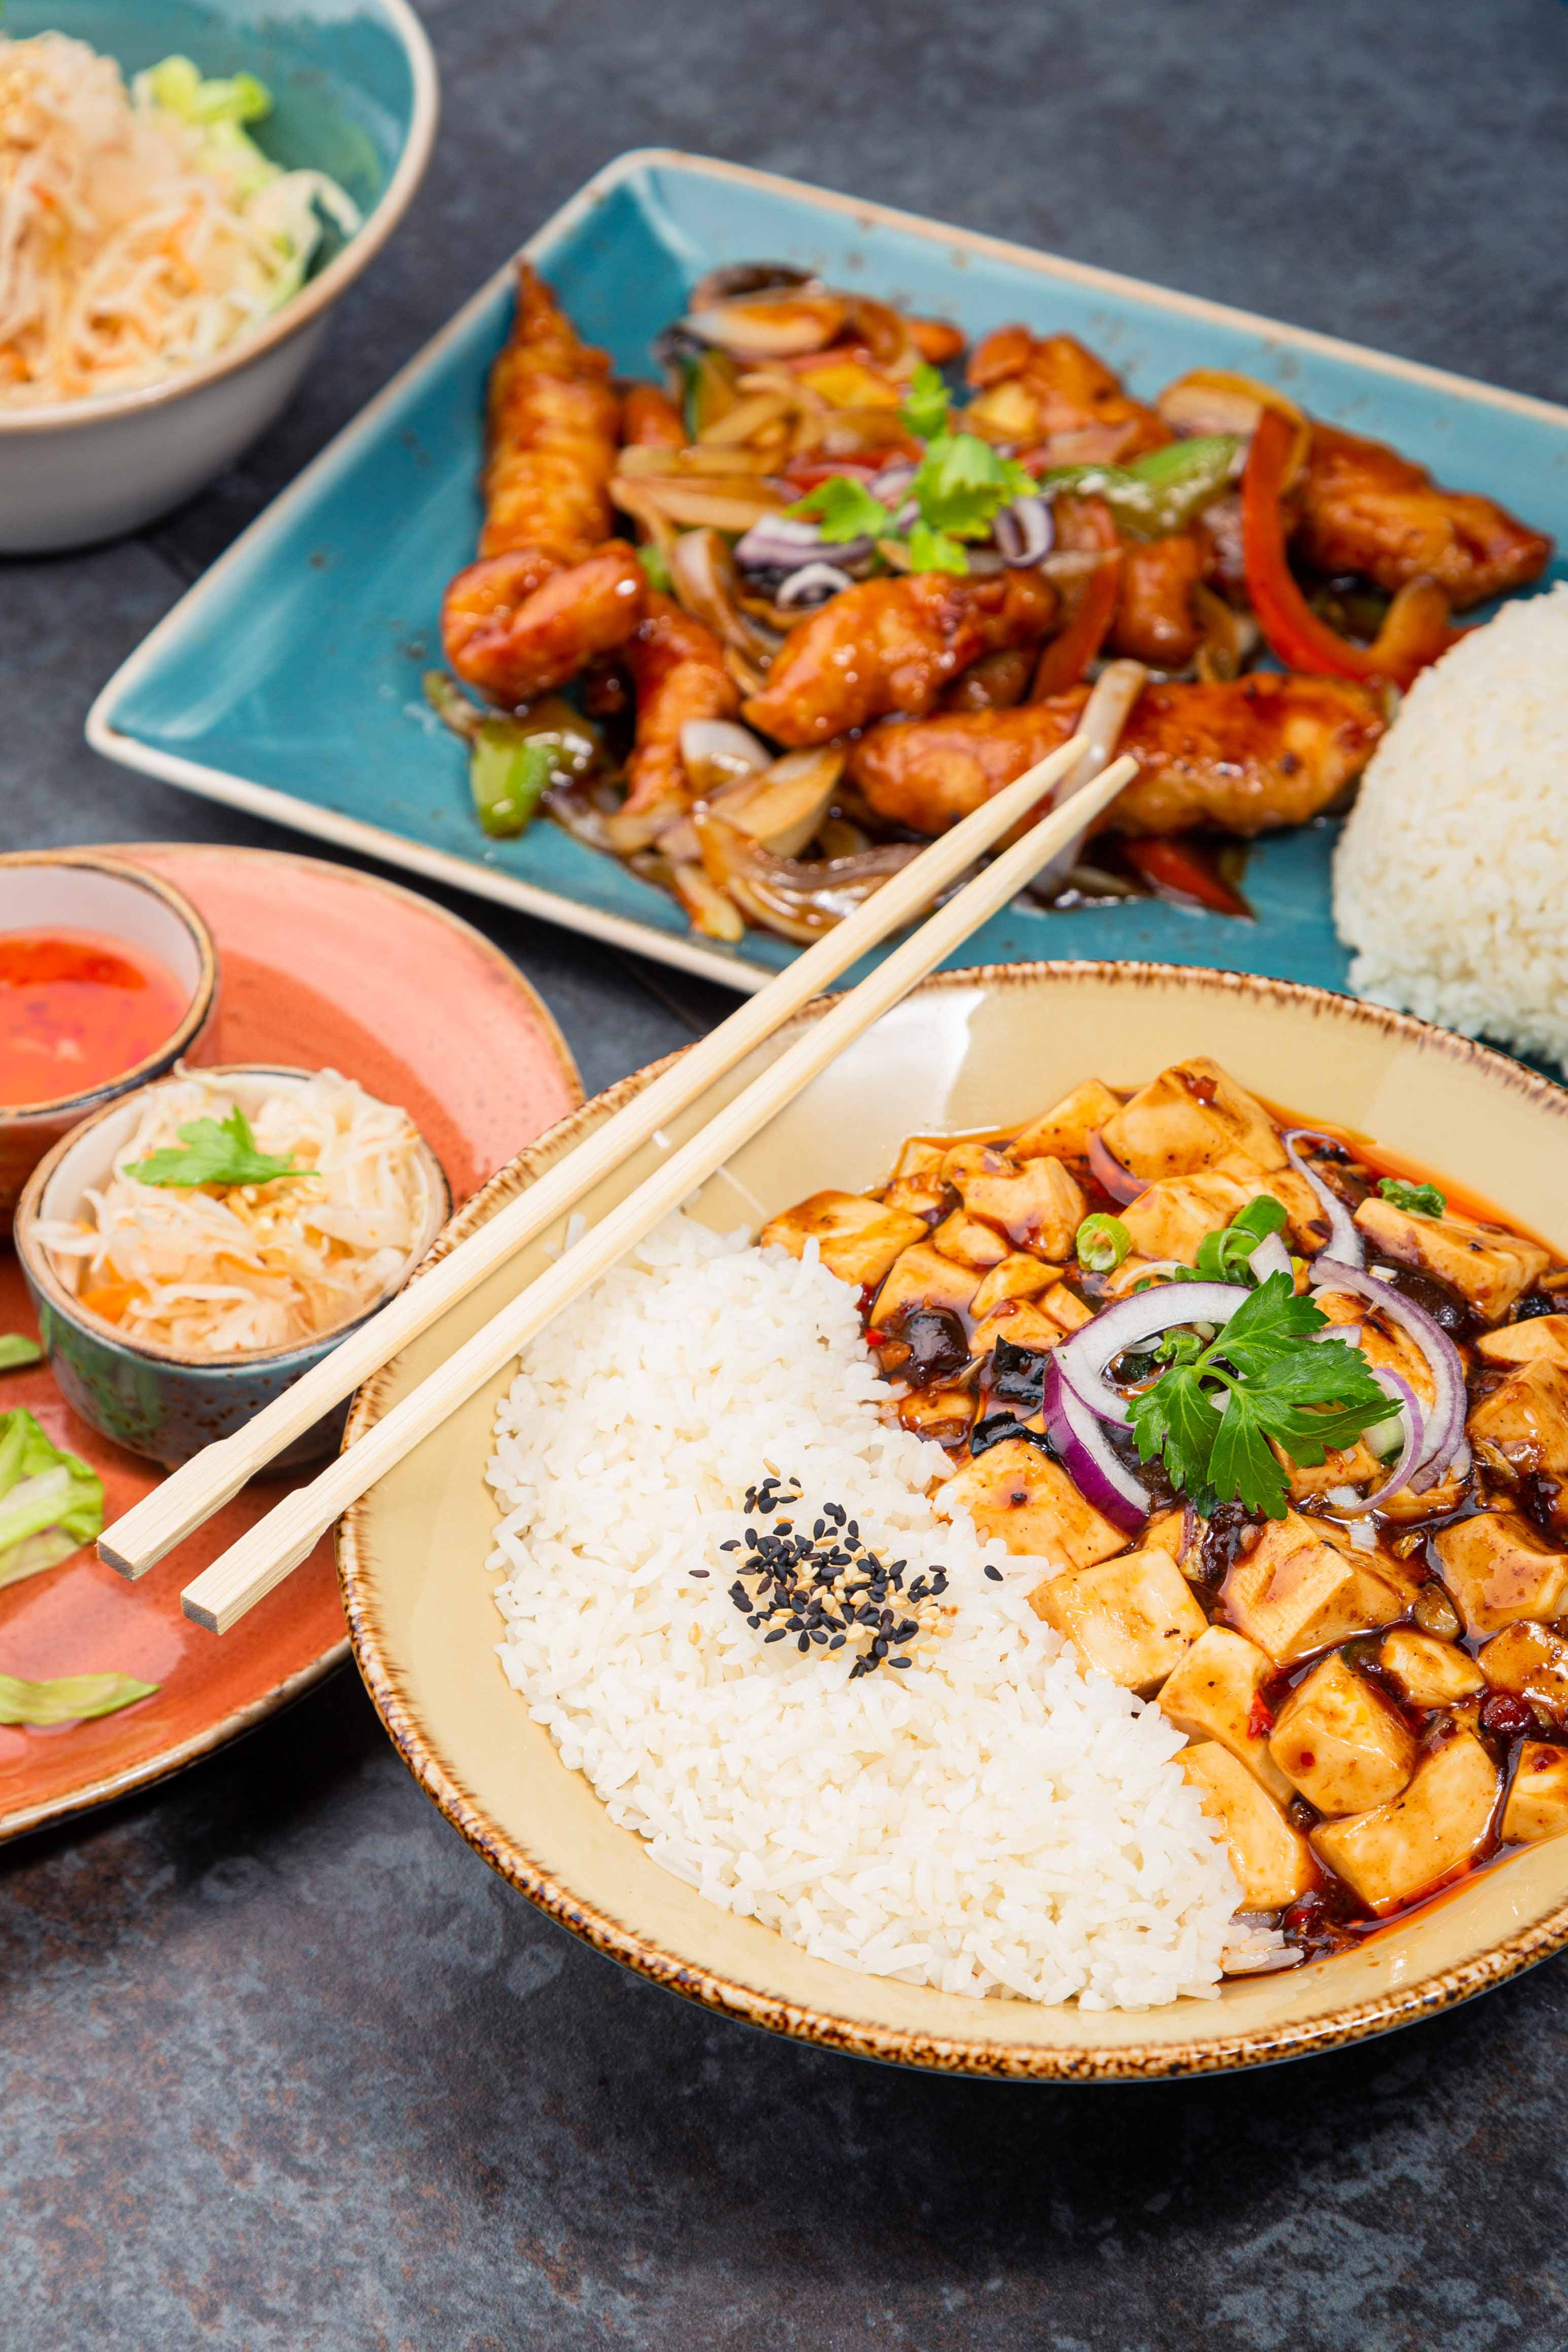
[1165,1194,1289,1286]
[128,1105,300,1191]
[1129,1271,1389,1520]
[1378,1176,1446,1219]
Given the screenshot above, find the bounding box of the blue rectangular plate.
[90,149,1568,998]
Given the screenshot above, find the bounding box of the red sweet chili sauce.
[0,930,189,1108]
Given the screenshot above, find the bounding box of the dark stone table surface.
[5,3,1568,2343]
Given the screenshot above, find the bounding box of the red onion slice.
[867,460,917,507]
[1042,1359,1151,1534]
[1056,1279,1252,1426]
[1247,1231,1294,1286]
[1308,1256,1468,1482]
[1086,1129,1147,1204]
[992,495,1054,566]
[777,561,855,608]
[1333,1370,1424,1514]
[733,515,823,569]
[1283,1130,1364,1269]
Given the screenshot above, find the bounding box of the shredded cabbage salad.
[37,1070,431,1357]
[0,32,362,405]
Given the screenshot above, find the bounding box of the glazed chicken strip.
[618,593,740,821]
[847,673,1385,839]
[442,263,643,704]
[741,570,1057,746]
[964,327,1172,465]
[1295,425,1552,609]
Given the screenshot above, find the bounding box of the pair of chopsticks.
[101,730,1137,1631]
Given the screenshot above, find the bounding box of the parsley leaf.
[905,520,969,574]
[911,432,1036,541]
[1378,1175,1446,1218]
[128,1105,301,1191]
[900,360,952,440]
[784,476,894,543]
[1129,1272,1389,1519]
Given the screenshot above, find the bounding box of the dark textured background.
[6,3,1568,2344]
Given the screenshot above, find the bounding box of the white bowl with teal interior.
[0,1,437,553]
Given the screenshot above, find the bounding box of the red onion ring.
[1333,1370,1424,1514]
[1086,1129,1147,1204]
[992,494,1055,566]
[1056,1279,1251,1426]
[733,515,823,569]
[1247,1231,1294,1286]
[1041,1360,1151,1534]
[1308,1256,1468,1482]
[1284,1130,1364,1268]
[777,561,855,608]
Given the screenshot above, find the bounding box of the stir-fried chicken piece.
[618,593,739,820]
[740,570,1057,746]
[1110,533,1206,667]
[846,673,1384,838]
[1295,425,1552,609]
[620,380,688,448]
[442,265,642,704]
[964,328,1171,465]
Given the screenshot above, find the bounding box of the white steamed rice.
[1334,582,1568,1066]
[485,1213,1252,2011]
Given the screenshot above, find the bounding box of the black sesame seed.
[984,1565,1003,1582]
[889,1656,912,1669]
[797,1634,810,1653]
[690,1569,710,1579]
[763,1629,787,1643]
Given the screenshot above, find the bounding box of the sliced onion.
[1313,1322,1361,1350]
[992,494,1054,566]
[1042,1360,1150,1533]
[733,515,824,569]
[868,460,917,507]
[1309,1256,1468,1482]
[1247,1231,1294,1286]
[1087,1129,1147,1204]
[1057,1280,1251,1427]
[1333,1370,1424,1514]
[1283,1130,1364,1268]
[776,561,855,608]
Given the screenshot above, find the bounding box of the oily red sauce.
[0,931,189,1109]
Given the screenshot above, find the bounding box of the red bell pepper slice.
[1031,547,1122,697]
[1241,410,1453,688]
[1120,835,1251,917]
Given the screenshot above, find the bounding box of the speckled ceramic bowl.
[0,851,219,1233]
[15,1063,449,1469]
[339,963,1568,2080]
[0,0,437,551]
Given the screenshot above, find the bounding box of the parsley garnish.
[1378,1176,1446,1219]
[1128,1272,1389,1520]
[128,1105,301,1190]
[899,360,952,440]
[784,476,894,543]
[910,432,1035,544]
[905,520,968,574]
[1167,1194,1288,1285]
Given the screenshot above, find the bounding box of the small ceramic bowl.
[0,851,219,1233]
[14,1063,450,1469]
[339,960,1568,2082]
[0,0,438,552]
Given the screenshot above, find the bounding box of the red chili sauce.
[0,931,189,1109]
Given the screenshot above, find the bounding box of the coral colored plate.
[0,844,580,1845]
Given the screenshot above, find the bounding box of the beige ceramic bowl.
[339,961,1568,2080]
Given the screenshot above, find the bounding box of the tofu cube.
[970,1253,1056,1317]
[1031,1545,1207,1691]
[970,1297,1063,1360]
[930,1208,1011,1270]
[1353,1194,1550,1321]
[1476,1313,1568,1369]
[941,1441,1126,1569]
[1222,1513,1407,1664]
[1180,1744,1317,1909]
[897,1386,978,1447]
[761,1190,928,1287]
[1478,1621,1568,1718]
[1144,1504,1200,1575]
[1467,1357,1568,1496]
[1157,1625,1293,1800]
[1379,1628,1485,1707]
[870,1242,982,1331]
[1041,1281,1095,1333]
[1011,1078,1124,1163]
[1311,1731,1501,1913]
[940,1144,1085,1261]
[881,1138,953,1221]
[1432,1510,1568,1636]
[1119,1171,1256,1265]
[1275,1436,1385,1503]
[1501,1743,1568,1844]
[1267,1653,1417,1816]
[1099,1056,1287,1182]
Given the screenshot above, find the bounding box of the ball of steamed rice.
[1334,581,1568,1067]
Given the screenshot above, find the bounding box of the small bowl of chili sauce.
[0,853,218,1231]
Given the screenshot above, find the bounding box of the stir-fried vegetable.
[0,1410,104,1594]
[1037,436,1241,540]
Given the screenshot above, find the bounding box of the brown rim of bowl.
[96,841,584,1127]
[0,0,438,439]
[0,850,219,1118]
[338,960,1568,2081]
[14,1061,452,1370]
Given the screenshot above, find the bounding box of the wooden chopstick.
[179,749,1137,1634]
[100,728,1098,1583]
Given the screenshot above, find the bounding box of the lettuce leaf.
[0,1411,104,1594]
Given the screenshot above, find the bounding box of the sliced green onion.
[1076,1213,1132,1273]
